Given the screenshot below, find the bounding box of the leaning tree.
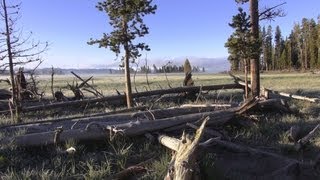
[88,0,157,108]
[0,0,48,122]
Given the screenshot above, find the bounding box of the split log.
[0,84,242,113]
[160,118,209,180]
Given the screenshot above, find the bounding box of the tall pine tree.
[88,0,157,108]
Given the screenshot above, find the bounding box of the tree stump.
[160,118,208,180]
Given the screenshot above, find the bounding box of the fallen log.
[1,106,226,134]
[1,84,242,113]
[0,108,237,147]
[229,72,319,103]
[265,88,319,103]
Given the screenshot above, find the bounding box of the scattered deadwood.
[0,83,242,113]
[71,71,103,97]
[295,123,320,151]
[160,118,209,180]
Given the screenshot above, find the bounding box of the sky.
[13,0,320,69]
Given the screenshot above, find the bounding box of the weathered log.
[3,84,242,113]
[266,89,319,103]
[1,106,223,134]
[180,103,236,108]
[0,108,237,147]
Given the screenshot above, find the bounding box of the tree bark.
[250,0,260,97]
[123,13,133,108]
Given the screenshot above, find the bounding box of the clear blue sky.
[17,0,320,68]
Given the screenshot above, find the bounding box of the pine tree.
[225,7,252,71]
[274,26,283,70]
[264,25,273,71]
[308,19,318,69]
[88,0,157,108]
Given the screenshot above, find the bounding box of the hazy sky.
[15,0,320,68]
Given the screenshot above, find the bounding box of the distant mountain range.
[33,57,230,75]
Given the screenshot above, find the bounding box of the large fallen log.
[0,108,237,147]
[0,84,242,113]
[0,106,226,134]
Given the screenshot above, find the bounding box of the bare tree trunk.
[3,0,20,122]
[250,0,260,97]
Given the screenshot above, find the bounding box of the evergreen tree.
[88,0,157,108]
[274,26,283,70]
[225,7,252,72]
[264,25,273,71]
[308,19,318,69]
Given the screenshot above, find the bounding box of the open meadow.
[1,72,320,179]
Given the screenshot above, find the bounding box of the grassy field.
[1,72,320,179]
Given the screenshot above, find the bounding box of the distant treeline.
[141,64,205,73]
[229,16,320,71]
[0,65,206,76]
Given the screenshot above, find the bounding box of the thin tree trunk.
[123,15,133,108]
[250,0,260,97]
[3,0,20,122]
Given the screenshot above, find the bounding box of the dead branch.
[71,71,103,97]
[295,124,320,151]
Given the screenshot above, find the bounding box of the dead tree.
[0,0,48,122]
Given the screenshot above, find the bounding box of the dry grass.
[1,72,320,179]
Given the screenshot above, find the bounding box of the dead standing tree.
[0,0,48,122]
